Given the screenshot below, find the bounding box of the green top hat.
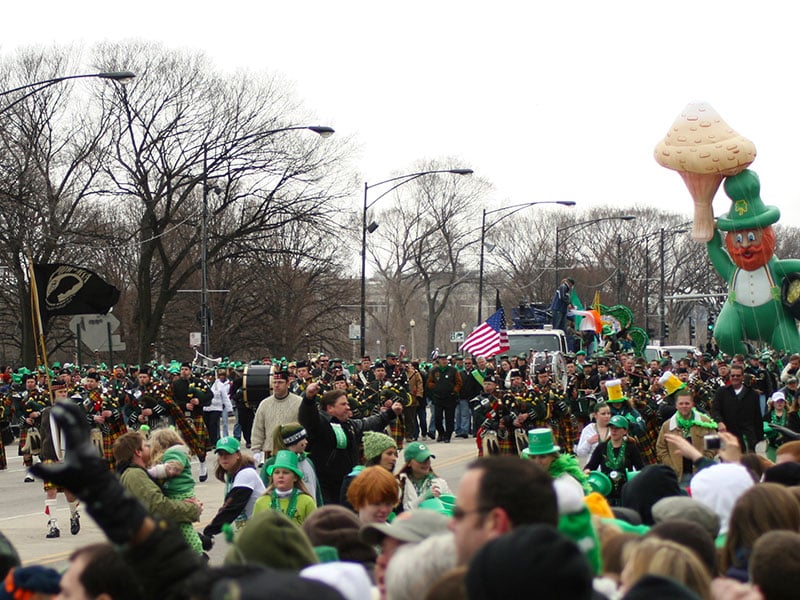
[717,170,780,231]
[587,471,612,496]
[266,449,304,479]
[521,428,560,456]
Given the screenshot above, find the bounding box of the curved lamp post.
[360,168,473,356]
[554,215,636,291]
[0,71,135,115]
[200,124,335,356]
[478,200,576,324]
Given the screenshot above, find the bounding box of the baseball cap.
[360,510,450,545]
[215,436,241,454]
[404,442,435,463]
[609,415,630,429]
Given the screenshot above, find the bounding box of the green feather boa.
[549,453,591,495]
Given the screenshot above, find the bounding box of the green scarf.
[675,409,717,436]
[549,453,591,495]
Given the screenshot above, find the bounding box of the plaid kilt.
[17,427,26,455]
[167,402,206,458]
[388,418,405,450]
[41,459,65,493]
[102,419,128,470]
[477,427,517,457]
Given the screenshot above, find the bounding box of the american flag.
[460,307,510,357]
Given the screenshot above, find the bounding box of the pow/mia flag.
[33,263,120,320]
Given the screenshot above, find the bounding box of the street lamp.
[360,168,473,356]
[554,215,636,291]
[659,226,689,341]
[0,71,136,115]
[199,124,335,357]
[632,228,688,335]
[478,201,576,324]
[409,319,416,360]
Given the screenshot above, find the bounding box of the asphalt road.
[1,432,476,570]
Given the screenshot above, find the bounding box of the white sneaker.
[199,461,208,482]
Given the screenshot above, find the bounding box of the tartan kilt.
[167,402,205,458]
[478,429,517,457]
[41,459,65,492]
[192,414,209,452]
[103,420,128,470]
[18,427,27,456]
[388,418,405,450]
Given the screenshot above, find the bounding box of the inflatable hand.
[30,402,105,495]
[31,401,149,545]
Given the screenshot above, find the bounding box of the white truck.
[505,326,569,391]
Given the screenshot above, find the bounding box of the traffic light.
[689,320,695,341]
[707,313,715,332]
[662,322,670,340]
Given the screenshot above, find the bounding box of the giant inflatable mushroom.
[654,103,756,242]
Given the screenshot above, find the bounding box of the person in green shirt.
[254,450,316,526]
[148,428,203,554]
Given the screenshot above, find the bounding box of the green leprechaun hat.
[717,170,780,231]
[521,428,560,457]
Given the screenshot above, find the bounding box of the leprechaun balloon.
[655,103,800,354]
[705,170,800,354]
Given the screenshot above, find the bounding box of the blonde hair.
[265,467,311,497]
[148,428,186,465]
[622,538,711,600]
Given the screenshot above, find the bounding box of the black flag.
[33,263,120,320]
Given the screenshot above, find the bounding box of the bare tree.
[92,41,352,363]
[0,46,117,365]
[369,160,490,354]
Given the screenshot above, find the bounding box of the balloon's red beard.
[725,227,775,271]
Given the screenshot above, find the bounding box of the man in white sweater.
[250,370,302,465]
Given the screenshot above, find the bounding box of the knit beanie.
[0,566,61,600]
[274,422,308,450]
[466,524,593,600]
[554,478,602,575]
[301,505,377,565]
[0,532,21,580]
[362,431,397,462]
[225,510,318,570]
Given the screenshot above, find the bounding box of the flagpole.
[28,257,54,403]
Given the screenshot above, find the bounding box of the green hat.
[717,170,780,231]
[586,471,612,496]
[521,428,560,456]
[215,436,241,454]
[609,415,630,429]
[404,441,435,463]
[362,431,397,461]
[225,510,317,569]
[267,449,304,479]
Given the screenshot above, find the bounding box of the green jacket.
[120,463,201,523]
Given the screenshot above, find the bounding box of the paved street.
[0,431,476,570]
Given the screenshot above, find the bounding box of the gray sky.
[5,1,800,227]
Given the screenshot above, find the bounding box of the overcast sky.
[5,1,800,228]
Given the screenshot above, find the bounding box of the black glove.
[30,402,149,545]
[198,532,214,551]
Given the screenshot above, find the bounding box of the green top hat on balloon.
[521,428,560,457]
[717,170,780,231]
[266,450,304,479]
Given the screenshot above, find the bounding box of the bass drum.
[242,365,272,409]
